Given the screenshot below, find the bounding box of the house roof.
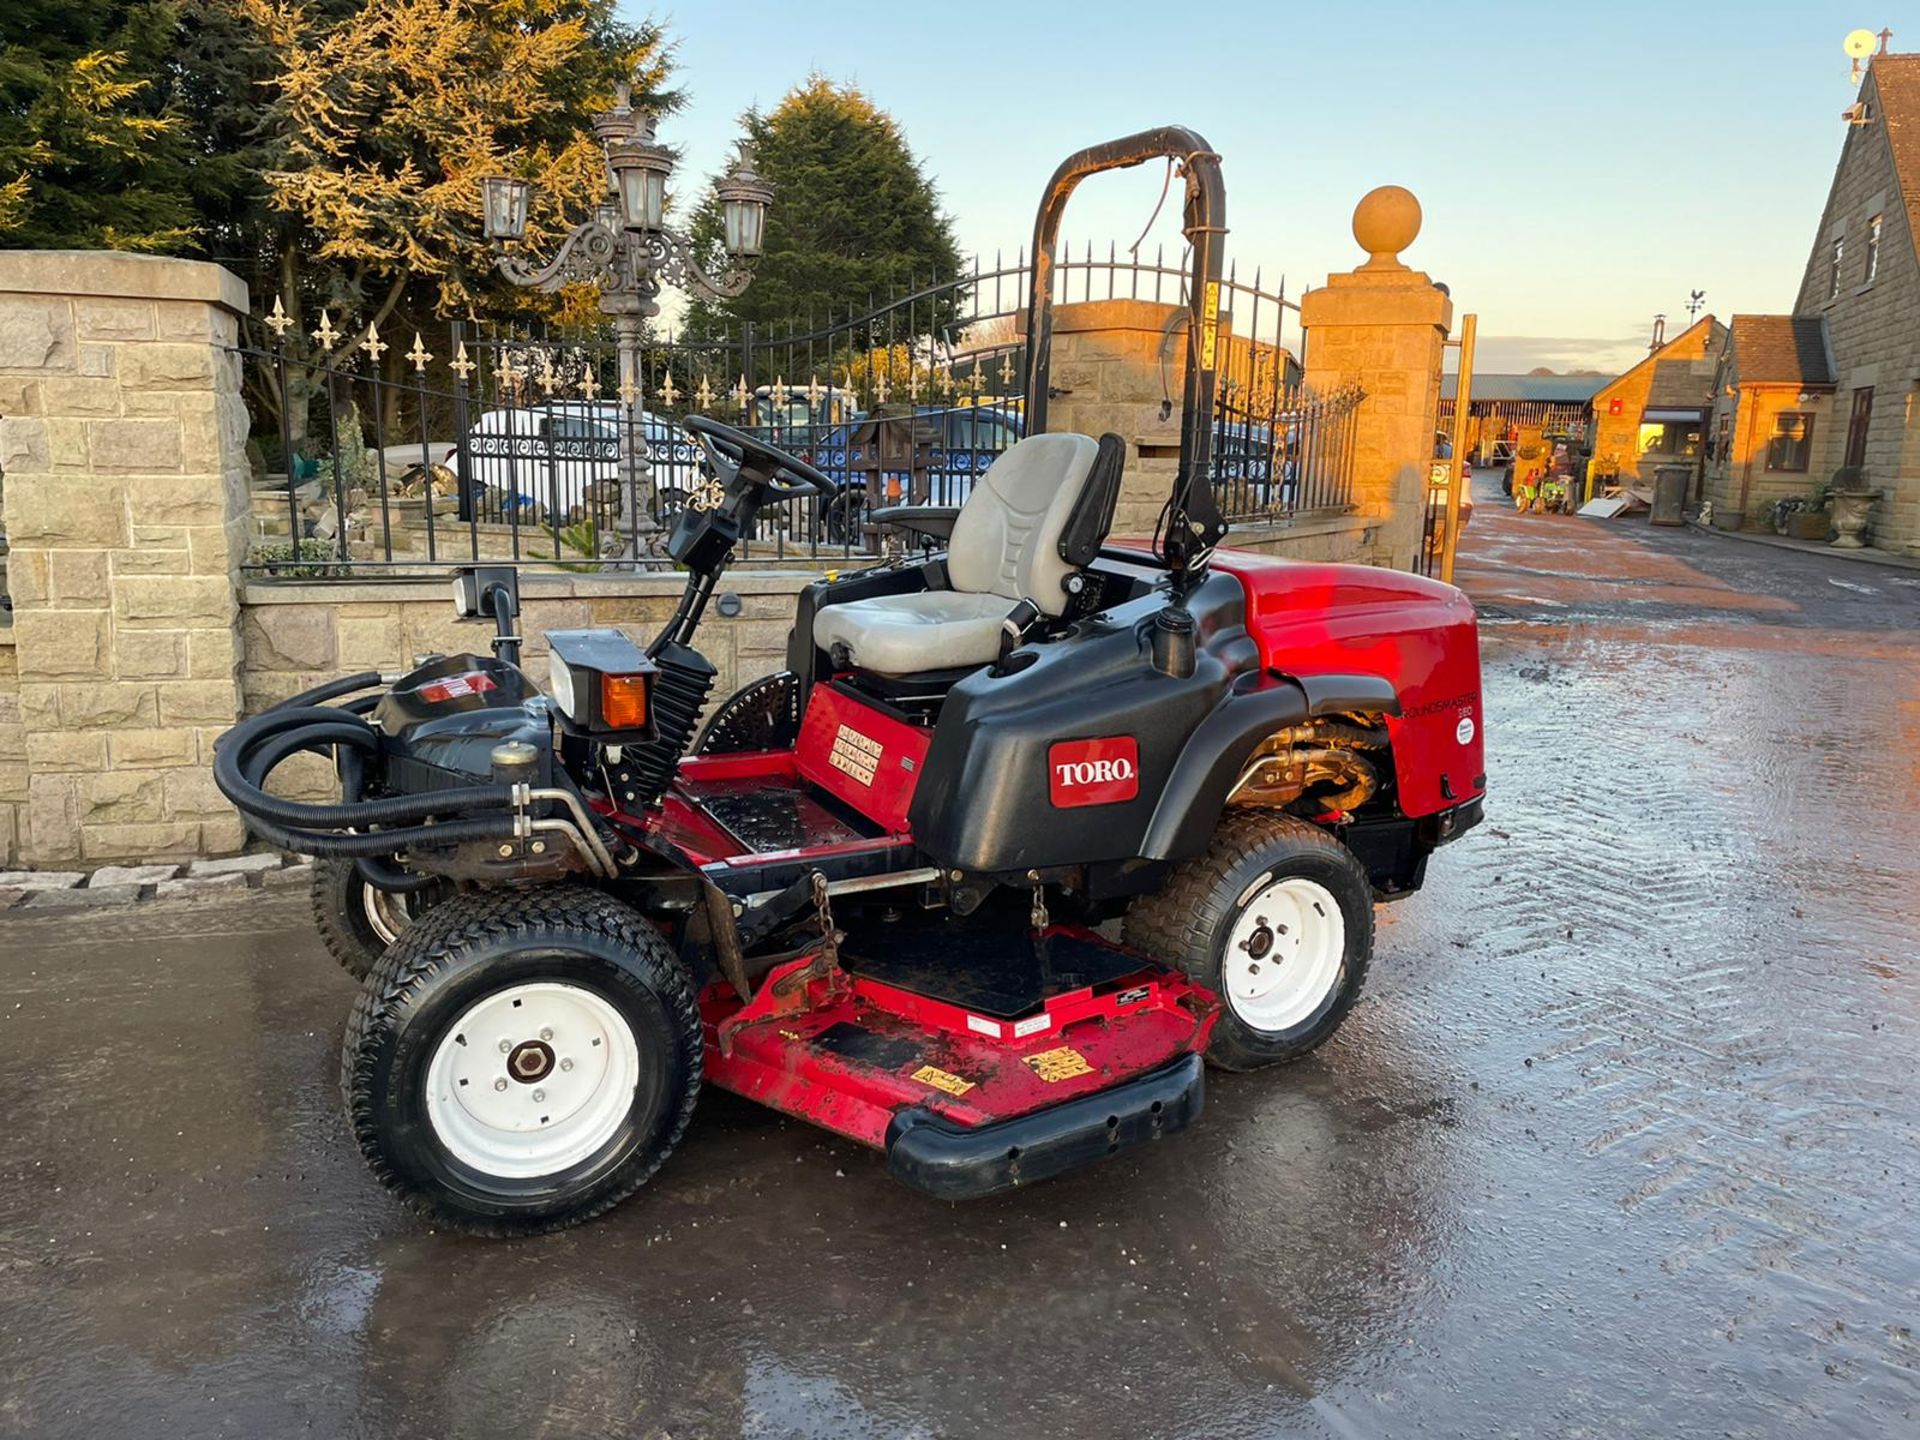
[1439,373,1606,404]
[1591,315,1725,404]
[1726,314,1835,387]
[1643,358,1716,412]
[1872,55,1920,270]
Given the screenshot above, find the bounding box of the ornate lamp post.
[478,83,772,560]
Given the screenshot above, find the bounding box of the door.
[1844,386,1874,472]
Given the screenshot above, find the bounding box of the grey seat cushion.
[812,434,1101,675]
[813,590,1015,673]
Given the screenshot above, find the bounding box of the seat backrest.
[946,433,1100,615]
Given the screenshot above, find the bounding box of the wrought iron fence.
[234,246,1359,578]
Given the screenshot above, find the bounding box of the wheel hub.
[507,1039,555,1083]
[423,982,641,1180]
[1222,876,1345,1034]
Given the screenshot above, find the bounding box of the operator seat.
[814,432,1115,676]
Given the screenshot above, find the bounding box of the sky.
[632,0,1894,375]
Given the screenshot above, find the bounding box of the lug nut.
[560,1058,574,1072]
[532,1088,546,1103]
[497,844,514,858]
[498,1039,512,1053]
[538,1027,553,1041]
[494,1078,508,1091]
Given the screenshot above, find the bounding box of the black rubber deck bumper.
[884,1052,1205,1201]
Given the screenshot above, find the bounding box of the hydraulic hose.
[215,707,513,829]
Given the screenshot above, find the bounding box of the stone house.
[1703,316,1837,525]
[1708,53,1920,550]
[1587,316,1726,491]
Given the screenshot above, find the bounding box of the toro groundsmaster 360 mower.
[217,128,1485,1235]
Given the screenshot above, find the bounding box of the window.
[1844,387,1874,470]
[1828,235,1846,301]
[1864,214,1882,285]
[1637,422,1703,457]
[1765,412,1814,472]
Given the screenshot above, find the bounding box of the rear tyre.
[311,856,450,981]
[342,885,701,1235]
[1125,812,1373,1072]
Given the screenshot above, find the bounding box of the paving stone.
[0,870,87,891]
[258,862,316,891]
[188,853,282,878]
[0,888,23,911]
[88,863,183,888]
[155,872,249,899]
[21,883,142,910]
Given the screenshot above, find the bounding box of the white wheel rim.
[1222,875,1346,1033]
[424,982,640,1179]
[362,883,409,947]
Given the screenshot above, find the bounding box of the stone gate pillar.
[1299,186,1452,570]
[0,252,252,864]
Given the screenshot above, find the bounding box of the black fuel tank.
[908,574,1258,873]
[371,653,555,791]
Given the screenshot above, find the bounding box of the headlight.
[544,629,655,736]
[547,650,580,722]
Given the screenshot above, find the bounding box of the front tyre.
[1125,813,1373,1072]
[343,886,701,1235]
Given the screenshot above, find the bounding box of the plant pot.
[1828,489,1880,549]
[1710,508,1745,531]
[1787,511,1830,541]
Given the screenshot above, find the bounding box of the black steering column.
[652,416,846,657]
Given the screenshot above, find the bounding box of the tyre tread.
[341,884,702,1237]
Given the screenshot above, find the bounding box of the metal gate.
[235,247,1361,578]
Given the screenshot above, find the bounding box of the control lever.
[994,597,1043,671]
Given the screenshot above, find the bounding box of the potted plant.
[1826,466,1880,549]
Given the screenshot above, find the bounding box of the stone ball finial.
[1353,185,1421,271]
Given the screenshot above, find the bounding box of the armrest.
[868,504,960,542]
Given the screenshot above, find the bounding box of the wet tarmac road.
[3,487,1918,1438]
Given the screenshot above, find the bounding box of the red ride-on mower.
[216,128,1485,1235]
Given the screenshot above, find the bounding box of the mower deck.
[698,926,1217,1199]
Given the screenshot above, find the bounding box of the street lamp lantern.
[606,117,673,232]
[479,83,771,563]
[479,175,531,243]
[715,150,773,259]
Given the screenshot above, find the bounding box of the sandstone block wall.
[0,252,251,864]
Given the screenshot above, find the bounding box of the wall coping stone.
[0,251,248,315]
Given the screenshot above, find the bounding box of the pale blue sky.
[635,0,1893,373]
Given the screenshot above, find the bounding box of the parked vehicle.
[450,404,694,522]
[215,127,1485,1236]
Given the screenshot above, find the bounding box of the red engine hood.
[1208,550,1485,818]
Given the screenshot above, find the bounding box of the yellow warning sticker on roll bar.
[1199,281,1220,371]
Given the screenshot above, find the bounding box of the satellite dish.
[1844,28,1878,59]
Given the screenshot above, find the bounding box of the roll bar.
[1022,126,1230,592]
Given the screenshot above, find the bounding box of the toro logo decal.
[1048,736,1140,808]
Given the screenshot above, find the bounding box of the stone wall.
[1704,382,1832,525]
[0,252,251,865]
[0,633,20,863]
[1788,60,1920,555]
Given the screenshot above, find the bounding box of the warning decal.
[911,1064,976,1096]
[1024,1046,1094,1083]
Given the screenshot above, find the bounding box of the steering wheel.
[681,415,843,503]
